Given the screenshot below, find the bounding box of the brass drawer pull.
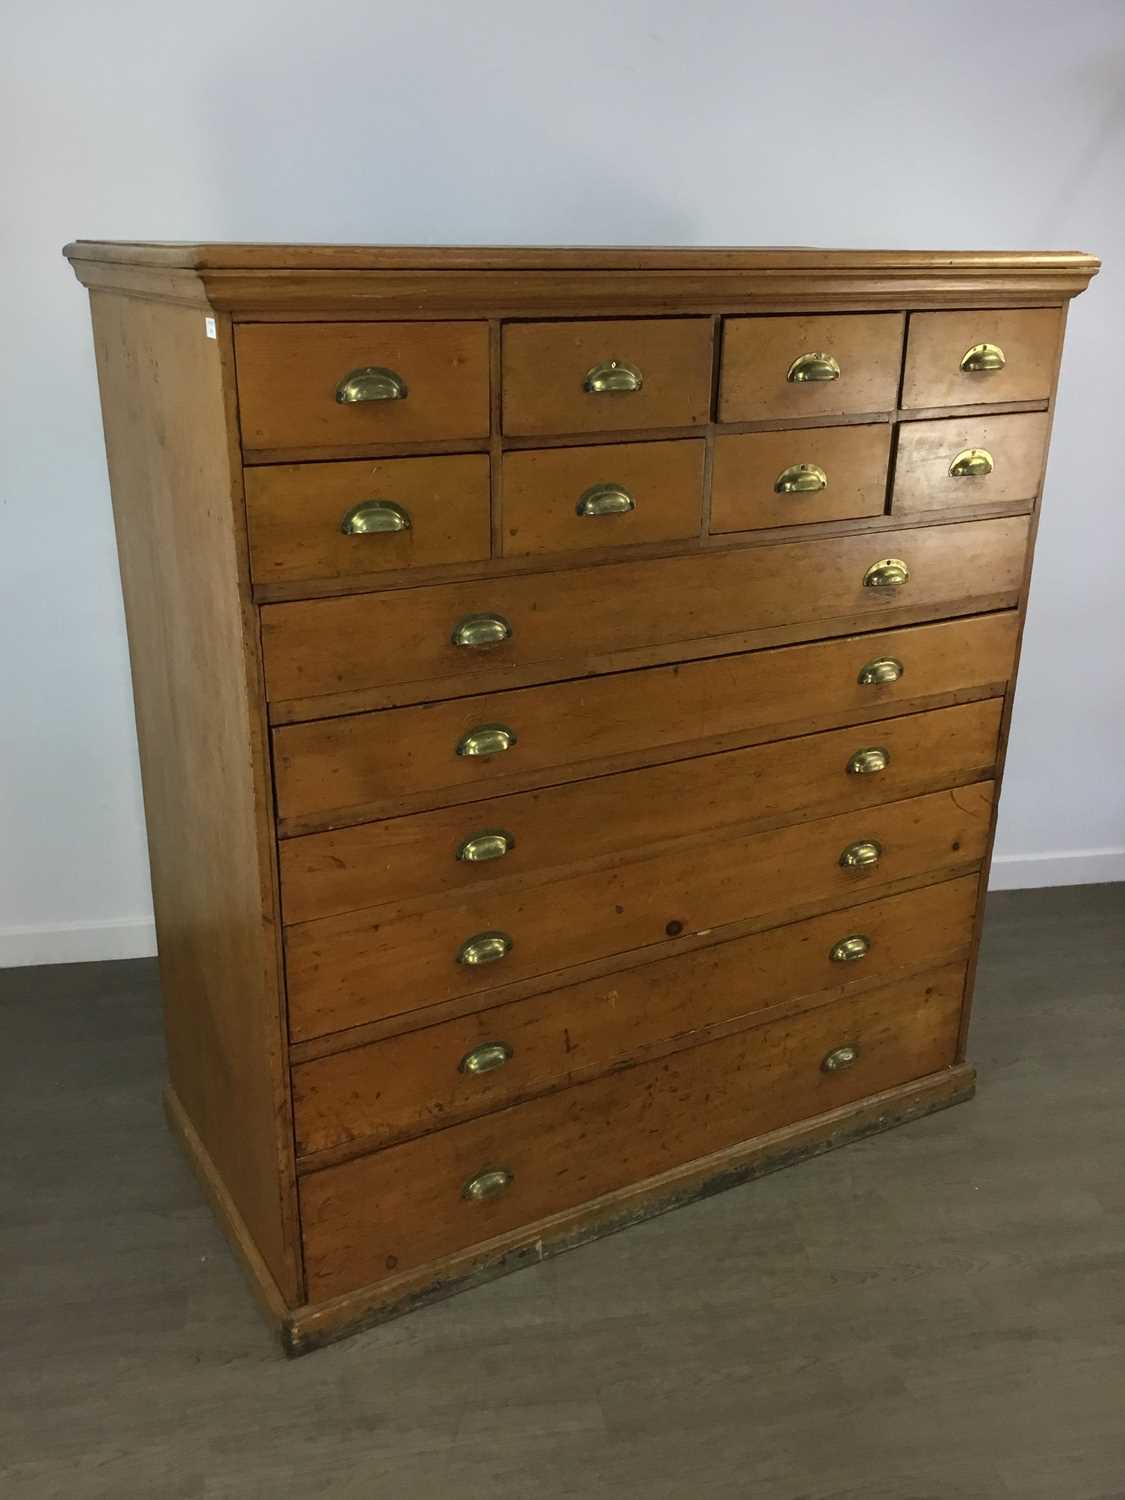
[452,613,512,649]
[839,839,882,869]
[847,747,889,776]
[459,1041,514,1076]
[577,483,636,518]
[829,934,871,964]
[583,358,643,395]
[340,499,411,536]
[774,463,828,495]
[456,931,513,967]
[949,447,994,478]
[456,724,517,758]
[787,351,840,384]
[821,1043,860,1073]
[456,829,515,864]
[863,557,909,588]
[462,1167,514,1202]
[857,656,903,686]
[960,342,1006,374]
[335,366,407,404]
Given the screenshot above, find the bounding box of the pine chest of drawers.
[65,242,1098,1352]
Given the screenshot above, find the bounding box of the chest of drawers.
[65,242,1098,1352]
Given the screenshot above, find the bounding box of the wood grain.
[719,313,905,422]
[260,515,1030,707]
[892,411,1050,514]
[501,317,714,435]
[244,453,491,584]
[299,963,966,1300]
[234,321,490,451]
[279,699,1002,924]
[291,876,979,1156]
[272,613,1020,829]
[711,423,891,532]
[901,307,1062,409]
[86,293,301,1301]
[500,439,704,556]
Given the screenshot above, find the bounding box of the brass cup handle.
[456,830,515,864]
[458,1041,514,1076]
[829,934,871,964]
[335,366,407,404]
[456,724,517,758]
[452,613,512,649]
[847,747,890,776]
[577,483,636,518]
[787,352,840,384]
[456,931,513,967]
[863,558,910,588]
[340,500,411,535]
[949,447,994,478]
[774,463,828,495]
[584,359,644,395]
[857,657,903,686]
[839,839,882,869]
[960,342,1006,374]
[462,1167,514,1202]
[822,1043,860,1073]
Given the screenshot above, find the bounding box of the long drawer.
[285,783,993,1042]
[299,963,965,1300]
[260,515,1029,709]
[273,612,1018,829]
[279,699,1002,924]
[292,877,978,1156]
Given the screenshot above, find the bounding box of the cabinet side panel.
[87,291,300,1303]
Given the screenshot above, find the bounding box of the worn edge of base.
[282,1061,976,1356]
[163,1084,293,1342]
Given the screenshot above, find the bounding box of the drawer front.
[293,876,979,1155]
[711,424,891,533]
[245,455,491,584]
[280,700,1002,924]
[892,412,1049,515]
[272,611,1019,829]
[501,440,704,557]
[501,319,713,436]
[234,322,490,452]
[261,515,1030,707]
[285,783,993,1041]
[718,314,905,423]
[901,308,1062,410]
[300,963,965,1298]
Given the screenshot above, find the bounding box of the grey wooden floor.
[2,884,1124,1499]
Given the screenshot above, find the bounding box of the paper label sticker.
[204,316,217,340]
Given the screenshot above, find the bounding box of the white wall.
[2,0,1123,964]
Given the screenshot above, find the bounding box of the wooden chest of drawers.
[65,242,1098,1353]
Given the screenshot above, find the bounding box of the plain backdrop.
[2,0,1123,963]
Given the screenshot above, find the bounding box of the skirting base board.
[166,1066,976,1357]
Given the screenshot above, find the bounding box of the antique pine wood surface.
[711,422,891,532]
[65,241,1097,1352]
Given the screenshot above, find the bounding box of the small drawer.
[501,440,704,557]
[711,424,891,533]
[261,515,1030,709]
[719,314,905,423]
[244,454,491,585]
[501,319,713,436]
[279,699,1003,923]
[901,308,1061,410]
[284,783,992,1041]
[272,608,1021,830]
[299,963,965,1299]
[234,322,490,452]
[292,876,979,1154]
[893,412,1050,515]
